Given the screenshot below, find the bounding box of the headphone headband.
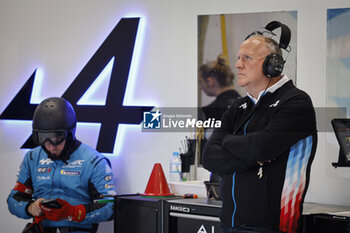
[264,21,291,50]
[244,31,263,41]
[244,21,291,78]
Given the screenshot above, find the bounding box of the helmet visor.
[36,131,67,146]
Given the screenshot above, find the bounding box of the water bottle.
[169,152,182,182]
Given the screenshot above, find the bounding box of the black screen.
[332,118,350,163]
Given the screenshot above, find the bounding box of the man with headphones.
[203,21,317,233]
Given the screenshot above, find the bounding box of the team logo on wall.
[0,17,153,154]
[143,110,161,129]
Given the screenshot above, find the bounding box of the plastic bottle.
[169,152,182,182]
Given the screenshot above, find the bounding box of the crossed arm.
[203,95,316,174]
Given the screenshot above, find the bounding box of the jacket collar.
[247,75,290,104]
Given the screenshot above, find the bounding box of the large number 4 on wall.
[0,17,153,154]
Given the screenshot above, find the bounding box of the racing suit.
[203,76,317,233]
[7,141,115,232]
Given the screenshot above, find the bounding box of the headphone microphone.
[245,21,291,78]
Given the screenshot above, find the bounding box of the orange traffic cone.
[141,163,174,198]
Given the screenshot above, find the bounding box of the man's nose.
[235,59,242,69]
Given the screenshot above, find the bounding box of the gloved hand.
[40,199,86,222]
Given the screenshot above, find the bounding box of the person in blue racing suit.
[7,97,116,233]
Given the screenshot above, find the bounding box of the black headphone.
[245,21,291,78]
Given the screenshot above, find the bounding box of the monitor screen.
[331,118,350,163]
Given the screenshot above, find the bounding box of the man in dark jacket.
[203,33,317,233]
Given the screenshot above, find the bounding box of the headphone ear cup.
[262,53,285,78]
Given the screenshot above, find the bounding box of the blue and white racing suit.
[7,142,115,232]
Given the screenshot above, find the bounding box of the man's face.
[44,140,66,157]
[235,37,271,96]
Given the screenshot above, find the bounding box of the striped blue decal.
[279,135,313,232]
[232,172,237,227]
[285,136,312,187]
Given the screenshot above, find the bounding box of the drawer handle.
[170,212,220,222]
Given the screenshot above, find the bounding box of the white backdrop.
[1,0,350,232]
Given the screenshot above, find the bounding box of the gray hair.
[250,35,283,57]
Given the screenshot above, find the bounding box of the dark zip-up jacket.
[203,80,317,233]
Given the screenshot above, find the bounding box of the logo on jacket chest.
[60,170,81,176]
[62,160,85,168]
[36,175,51,181]
[37,167,51,173]
[39,158,53,165]
[269,100,280,107]
[239,102,248,109]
